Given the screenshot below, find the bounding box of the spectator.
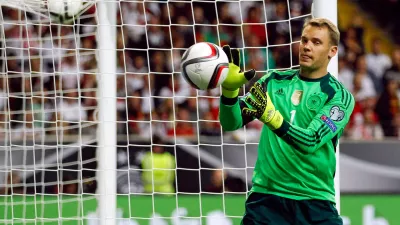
[59,50,80,90]
[127,91,147,135]
[57,91,87,134]
[382,47,400,88]
[375,79,400,137]
[141,135,175,194]
[351,55,377,102]
[11,111,44,140]
[338,56,354,91]
[350,108,383,140]
[203,169,246,193]
[159,75,191,106]
[243,35,276,72]
[167,107,195,136]
[245,5,267,46]
[366,38,392,82]
[200,111,220,136]
[0,171,23,195]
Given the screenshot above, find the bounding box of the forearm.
[273,120,334,154]
[219,96,244,131]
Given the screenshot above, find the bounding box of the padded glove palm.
[242,82,284,130]
[221,45,256,98]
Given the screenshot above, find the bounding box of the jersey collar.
[298,72,331,82]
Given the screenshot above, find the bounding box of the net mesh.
[0,0,313,224]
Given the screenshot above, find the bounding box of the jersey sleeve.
[273,88,355,154]
[219,95,254,131]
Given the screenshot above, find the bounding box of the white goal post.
[96,0,117,224]
[312,0,340,211]
[0,0,339,224]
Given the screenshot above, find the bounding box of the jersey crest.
[291,90,303,106]
[306,93,324,111]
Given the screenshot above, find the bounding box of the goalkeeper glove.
[221,45,256,98]
[242,82,284,130]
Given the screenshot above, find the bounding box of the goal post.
[96,0,117,224]
[312,0,340,211]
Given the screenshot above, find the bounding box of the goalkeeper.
[219,18,354,225]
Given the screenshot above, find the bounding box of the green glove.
[221,45,256,98]
[242,82,284,130]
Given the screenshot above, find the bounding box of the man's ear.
[328,45,338,60]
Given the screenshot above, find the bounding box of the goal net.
[0,0,314,224]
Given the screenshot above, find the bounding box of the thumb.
[243,69,256,81]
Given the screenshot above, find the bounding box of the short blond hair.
[303,18,340,46]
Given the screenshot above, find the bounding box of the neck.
[300,66,328,79]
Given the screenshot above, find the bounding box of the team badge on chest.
[291,90,303,106]
[306,93,324,111]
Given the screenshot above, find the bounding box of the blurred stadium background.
[0,0,399,224]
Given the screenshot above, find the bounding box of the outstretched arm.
[219,96,255,131]
[218,45,255,131]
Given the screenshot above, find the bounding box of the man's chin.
[299,63,312,69]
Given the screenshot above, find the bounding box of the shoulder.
[326,75,355,109]
[320,74,354,104]
[258,69,299,83]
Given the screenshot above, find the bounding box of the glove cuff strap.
[222,88,239,98]
[267,110,284,130]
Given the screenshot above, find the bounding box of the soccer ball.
[180,42,229,90]
[47,0,84,24]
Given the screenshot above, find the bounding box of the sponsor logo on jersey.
[291,90,303,106]
[330,105,345,121]
[320,114,337,132]
[275,88,284,96]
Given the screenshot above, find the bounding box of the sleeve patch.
[330,106,345,121]
[320,115,337,132]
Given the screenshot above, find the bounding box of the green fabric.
[219,97,244,131]
[220,69,355,203]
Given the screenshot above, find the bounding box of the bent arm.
[273,90,355,154]
[219,96,254,131]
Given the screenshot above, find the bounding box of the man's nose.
[303,42,311,51]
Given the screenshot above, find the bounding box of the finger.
[245,95,263,109]
[242,108,259,118]
[253,83,267,101]
[249,85,264,103]
[243,69,256,81]
[231,48,240,67]
[222,45,232,63]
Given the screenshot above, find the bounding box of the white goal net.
[0,0,314,224]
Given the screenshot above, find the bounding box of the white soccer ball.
[47,0,84,23]
[180,42,229,90]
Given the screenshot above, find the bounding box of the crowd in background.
[0,0,399,142]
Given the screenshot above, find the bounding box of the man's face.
[299,25,337,71]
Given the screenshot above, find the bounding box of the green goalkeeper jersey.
[219,69,355,203]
